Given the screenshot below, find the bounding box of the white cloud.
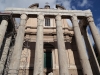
[78,0,88,7]
[0,0,73,11]
[0,0,93,11]
[61,0,72,9]
[0,0,56,10]
[56,0,72,9]
[0,0,94,11]
[72,6,76,10]
[77,0,92,7]
[0,0,73,26]
[97,18,100,22]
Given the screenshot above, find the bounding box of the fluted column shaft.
[55,15,69,75]
[0,19,8,49]
[0,36,12,74]
[71,15,93,75]
[33,14,44,75]
[87,16,100,56]
[8,14,27,75]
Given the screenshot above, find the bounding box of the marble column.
[8,14,27,75]
[33,14,44,75]
[82,28,100,75]
[4,45,14,75]
[71,15,93,75]
[0,19,8,49]
[0,36,12,74]
[55,15,69,75]
[87,16,100,56]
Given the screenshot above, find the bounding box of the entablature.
[5,8,92,19]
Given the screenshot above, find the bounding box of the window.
[45,18,50,26]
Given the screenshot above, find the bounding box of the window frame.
[45,17,50,27]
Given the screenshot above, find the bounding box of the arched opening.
[44,43,54,75]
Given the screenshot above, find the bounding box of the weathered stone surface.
[1,5,98,75]
[33,14,44,75]
[80,21,100,75]
[83,30,100,75]
[71,15,93,75]
[5,8,92,17]
[0,36,11,74]
[0,20,8,49]
[8,14,27,75]
[87,16,100,56]
[56,15,69,75]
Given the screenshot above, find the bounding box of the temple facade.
[0,3,100,75]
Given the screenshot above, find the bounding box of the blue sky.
[0,0,100,45]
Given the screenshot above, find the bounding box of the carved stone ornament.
[71,14,78,21]
[20,14,27,20]
[55,15,61,21]
[87,16,94,22]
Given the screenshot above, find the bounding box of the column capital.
[55,15,61,21]
[71,15,78,21]
[71,15,79,27]
[38,14,44,20]
[19,14,27,27]
[37,14,44,26]
[20,14,27,20]
[87,16,94,22]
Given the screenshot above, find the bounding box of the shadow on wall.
[44,42,55,75]
[20,38,84,75]
[20,41,36,75]
[20,42,55,75]
[65,36,83,75]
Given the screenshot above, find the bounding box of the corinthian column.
[82,27,100,75]
[8,14,27,75]
[87,16,100,56]
[71,15,93,75]
[33,14,44,75]
[0,19,8,49]
[0,36,12,74]
[55,15,69,75]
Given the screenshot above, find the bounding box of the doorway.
[44,43,54,75]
